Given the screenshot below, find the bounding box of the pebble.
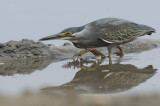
[102,70,110,72]
[0,63,4,65]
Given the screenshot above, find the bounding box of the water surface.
[0,48,160,96]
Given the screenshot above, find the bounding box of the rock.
[0,43,5,48]
[0,39,52,60]
[63,43,71,46]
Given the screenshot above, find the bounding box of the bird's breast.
[72,39,110,49]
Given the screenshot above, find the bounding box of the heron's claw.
[116,45,124,57]
[72,55,81,60]
[115,52,124,57]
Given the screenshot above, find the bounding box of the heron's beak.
[39,34,69,41]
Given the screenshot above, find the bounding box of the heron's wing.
[98,22,154,43]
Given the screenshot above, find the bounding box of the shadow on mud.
[43,59,157,94]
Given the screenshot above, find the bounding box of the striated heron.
[39,18,156,60]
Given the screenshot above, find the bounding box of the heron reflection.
[44,59,157,94]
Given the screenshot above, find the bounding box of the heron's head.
[39,26,85,41]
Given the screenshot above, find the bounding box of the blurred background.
[0,0,159,44]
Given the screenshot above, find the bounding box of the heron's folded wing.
[99,23,153,43]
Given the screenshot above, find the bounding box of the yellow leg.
[108,47,112,64]
[116,45,124,57]
[90,49,106,58]
[74,49,90,56]
[74,49,105,58]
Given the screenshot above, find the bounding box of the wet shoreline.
[0,38,160,61]
[0,38,159,76]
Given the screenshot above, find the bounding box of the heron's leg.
[90,49,106,58]
[74,49,90,57]
[74,49,105,58]
[108,47,112,64]
[115,45,124,57]
[81,58,105,70]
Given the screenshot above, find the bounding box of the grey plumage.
[70,18,155,48]
[39,18,156,59]
[60,26,85,34]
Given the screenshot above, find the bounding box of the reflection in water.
[44,59,157,94]
[0,59,53,76]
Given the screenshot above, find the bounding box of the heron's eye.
[65,32,72,36]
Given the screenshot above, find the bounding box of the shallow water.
[0,47,160,96]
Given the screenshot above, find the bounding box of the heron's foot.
[116,45,124,57]
[81,58,105,70]
[115,52,124,57]
[90,49,106,58]
[72,55,82,60]
[73,49,91,59]
[74,49,90,57]
[74,49,105,59]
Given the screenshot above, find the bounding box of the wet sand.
[0,92,160,106]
